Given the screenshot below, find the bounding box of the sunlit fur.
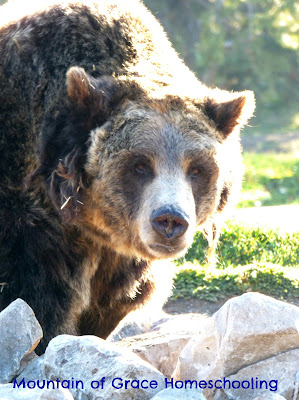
[0,0,255,353]
[84,103,223,260]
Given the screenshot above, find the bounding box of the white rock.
[15,352,39,377]
[224,349,299,400]
[149,313,209,336]
[173,293,299,387]
[214,391,229,400]
[118,331,191,378]
[43,334,165,400]
[0,383,74,399]
[253,394,287,400]
[107,308,166,342]
[112,313,208,378]
[0,299,43,383]
[150,387,207,399]
[108,309,206,343]
[17,355,45,382]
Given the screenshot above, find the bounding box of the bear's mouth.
[149,243,175,252]
[149,243,185,257]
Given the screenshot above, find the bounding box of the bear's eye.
[134,162,148,175]
[189,166,202,178]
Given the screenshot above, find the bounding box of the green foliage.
[217,224,299,267]
[177,222,299,268]
[172,263,299,302]
[174,222,299,301]
[240,152,299,207]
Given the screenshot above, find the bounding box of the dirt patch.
[163,297,231,316]
[163,296,299,316]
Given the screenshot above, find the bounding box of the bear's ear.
[202,90,255,138]
[66,66,110,116]
[67,66,129,136]
[67,67,94,105]
[66,66,143,127]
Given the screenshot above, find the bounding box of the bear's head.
[38,67,255,261]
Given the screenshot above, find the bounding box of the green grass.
[177,223,299,268]
[173,149,299,302]
[239,153,299,208]
[171,263,299,302]
[172,223,299,302]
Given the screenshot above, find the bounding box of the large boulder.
[150,387,207,399]
[173,293,299,400]
[253,394,287,400]
[43,335,165,400]
[115,312,208,377]
[17,355,45,383]
[0,299,43,383]
[222,349,299,400]
[107,308,167,342]
[108,307,207,343]
[149,313,209,336]
[118,331,191,378]
[0,384,74,399]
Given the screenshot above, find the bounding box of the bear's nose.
[151,206,189,240]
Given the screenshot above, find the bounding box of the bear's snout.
[137,173,197,259]
[151,206,189,240]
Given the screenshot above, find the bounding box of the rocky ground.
[1,294,299,399]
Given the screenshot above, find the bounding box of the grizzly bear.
[0,0,255,353]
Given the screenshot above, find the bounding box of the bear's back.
[0,1,144,180]
[0,0,197,182]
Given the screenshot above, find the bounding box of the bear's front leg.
[0,255,80,354]
[0,196,89,354]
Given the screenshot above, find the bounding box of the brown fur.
[0,0,255,353]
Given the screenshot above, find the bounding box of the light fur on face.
[137,169,196,259]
